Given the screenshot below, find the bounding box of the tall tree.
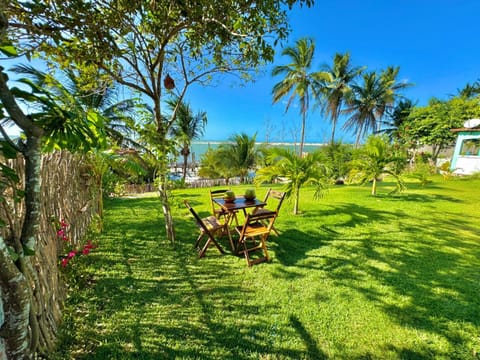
[0,55,106,359]
[168,97,207,182]
[343,67,411,146]
[318,52,363,144]
[378,99,415,141]
[455,80,480,99]
[272,37,325,155]
[5,0,314,244]
[11,64,141,150]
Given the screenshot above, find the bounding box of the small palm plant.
[255,148,330,215]
[348,135,406,195]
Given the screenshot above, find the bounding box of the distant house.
[450,119,480,175]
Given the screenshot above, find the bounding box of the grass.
[55,176,480,359]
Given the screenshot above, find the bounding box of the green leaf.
[8,246,19,262]
[0,164,20,183]
[0,140,19,159]
[0,42,18,57]
[23,244,36,256]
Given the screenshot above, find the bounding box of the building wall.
[450,131,480,175]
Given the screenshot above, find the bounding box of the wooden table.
[213,197,266,251]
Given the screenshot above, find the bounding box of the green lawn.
[56,177,480,359]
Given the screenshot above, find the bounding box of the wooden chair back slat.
[235,211,277,266]
[184,200,225,258]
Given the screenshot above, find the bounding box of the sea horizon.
[174,140,331,163]
[192,140,329,146]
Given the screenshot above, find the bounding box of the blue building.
[450,119,480,175]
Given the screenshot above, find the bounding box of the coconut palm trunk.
[293,187,300,215]
[299,113,306,156]
[181,147,190,182]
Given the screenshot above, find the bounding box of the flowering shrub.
[54,218,97,268]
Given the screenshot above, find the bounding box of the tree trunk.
[299,113,306,156]
[20,135,43,252]
[330,118,337,145]
[0,68,44,359]
[154,98,176,244]
[293,187,300,215]
[371,178,377,196]
[182,152,188,183]
[158,172,176,245]
[0,237,31,360]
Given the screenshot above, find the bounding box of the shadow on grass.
[66,196,328,359]
[316,210,480,358]
[58,190,480,359]
[271,193,480,357]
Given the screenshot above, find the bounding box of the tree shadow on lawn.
[313,202,397,229]
[73,199,328,359]
[270,195,480,357]
[270,201,406,269]
[316,218,480,357]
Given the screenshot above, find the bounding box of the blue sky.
[3,1,480,143]
[187,0,480,144]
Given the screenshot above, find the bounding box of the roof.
[450,127,480,133]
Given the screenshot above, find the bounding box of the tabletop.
[213,197,266,212]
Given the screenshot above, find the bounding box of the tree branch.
[0,71,43,138]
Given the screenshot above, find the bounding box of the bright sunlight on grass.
[55,176,480,359]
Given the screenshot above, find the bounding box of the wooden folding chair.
[235,211,277,266]
[184,200,228,258]
[252,188,286,235]
[209,188,239,225]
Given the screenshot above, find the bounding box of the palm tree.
[10,64,108,152]
[456,80,480,99]
[377,99,415,141]
[318,52,363,144]
[198,147,237,184]
[343,67,411,146]
[272,38,325,156]
[218,132,258,183]
[11,65,141,150]
[348,135,405,195]
[255,148,330,215]
[168,97,207,182]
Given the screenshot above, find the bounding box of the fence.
[0,150,100,357]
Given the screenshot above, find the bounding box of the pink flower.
[57,229,64,237]
[61,258,69,267]
[62,235,69,242]
[82,247,90,255]
[85,240,97,249]
[67,250,77,259]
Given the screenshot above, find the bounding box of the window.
[460,138,480,156]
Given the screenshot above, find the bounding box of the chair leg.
[224,226,235,254]
[271,225,279,236]
[242,239,253,267]
[196,233,225,258]
[194,233,204,251]
[241,236,269,266]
